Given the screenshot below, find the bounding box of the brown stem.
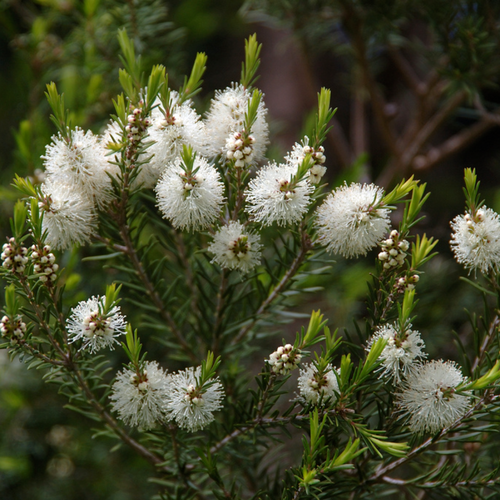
[212,270,227,355]
[232,231,313,345]
[210,412,310,455]
[412,115,499,172]
[232,167,245,221]
[340,0,401,162]
[377,90,467,186]
[375,56,447,188]
[18,339,65,366]
[19,277,68,361]
[399,90,467,168]
[387,45,423,96]
[101,222,198,363]
[173,231,199,314]
[471,315,500,373]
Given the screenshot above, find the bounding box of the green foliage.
[240,33,262,89]
[179,52,208,103]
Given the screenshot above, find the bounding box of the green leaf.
[13,201,28,239]
[45,82,71,136]
[117,28,142,89]
[240,33,262,88]
[463,168,483,212]
[121,325,142,365]
[381,176,417,206]
[4,285,18,316]
[355,338,386,383]
[312,88,336,147]
[179,52,207,102]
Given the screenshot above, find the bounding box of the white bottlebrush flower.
[147,94,208,178]
[367,323,426,384]
[396,360,471,434]
[315,182,391,258]
[164,366,224,432]
[208,221,262,274]
[297,363,340,406]
[155,156,224,231]
[43,127,113,208]
[110,361,170,430]
[450,207,500,274]
[66,296,126,353]
[204,83,269,162]
[245,162,313,226]
[39,180,97,250]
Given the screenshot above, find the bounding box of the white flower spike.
[204,83,269,163]
[315,182,391,258]
[39,180,97,250]
[164,366,224,432]
[208,221,262,274]
[297,363,340,406]
[67,296,126,353]
[367,323,426,384]
[396,360,471,434]
[147,93,208,179]
[155,155,224,232]
[110,361,170,430]
[43,127,113,208]
[450,207,500,274]
[245,162,313,226]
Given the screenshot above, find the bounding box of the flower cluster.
[204,83,269,163]
[315,182,391,258]
[1,315,27,341]
[1,238,28,273]
[378,230,409,269]
[245,162,313,226]
[38,180,97,250]
[144,94,207,187]
[110,363,225,432]
[397,360,471,434]
[368,323,426,384]
[110,361,169,431]
[268,344,302,375]
[208,222,262,274]
[297,363,339,406]
[395,274,419,293]
[450,207,500,274]
[31,244,58,283]
[42,127,113,209]
[225,132,256,167]
[163,366,224,432]
[155,156,224,231]
[66,296,127,353]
